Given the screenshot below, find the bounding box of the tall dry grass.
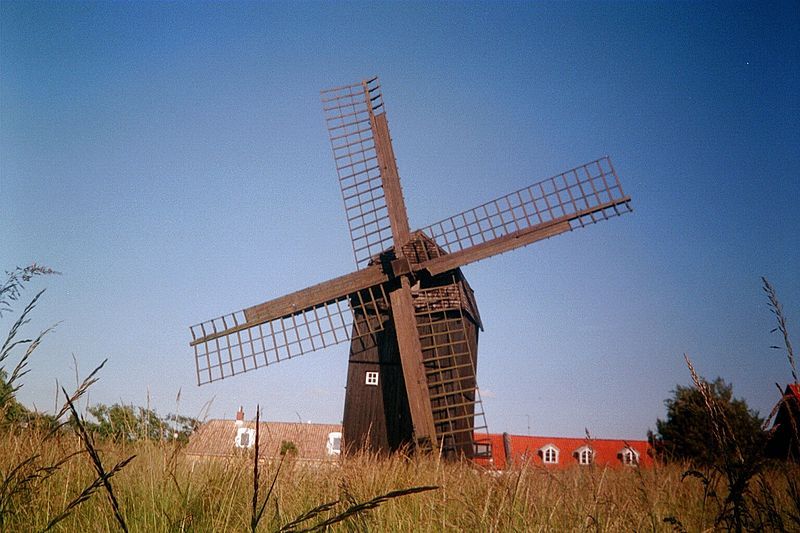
[1,431,798,532]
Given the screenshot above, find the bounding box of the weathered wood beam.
[243,265,388,324]
[389,278,437,449]
[371,106,411,247]
[367,83,436,450]
[190,265,388,347]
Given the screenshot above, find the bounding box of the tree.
[86,403,198,443]
[650,377,766,465]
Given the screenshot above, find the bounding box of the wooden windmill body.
[189,77,632,459]
[342,236,484,457]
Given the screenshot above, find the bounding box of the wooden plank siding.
[342,306,414,454]
[341,267,481,457]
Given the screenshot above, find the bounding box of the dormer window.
[327,431,342,455]
[235,427,256,449]
[618,446,639,466]
[574,445,594,465]
[538,443,560,464]
[365,371,379,386]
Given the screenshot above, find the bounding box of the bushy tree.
[0,368,30,422]
[650,377,766,465]
[86,403,198,443]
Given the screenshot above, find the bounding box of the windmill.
[189,77,632,459]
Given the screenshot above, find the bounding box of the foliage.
[763,276,797,385]
[3,267,799,530]
[165,412,202,443]
[2,268,433,531]
[0,369,30,424]
[49,389,135,532]
[85,403,199,443]
[0,264,134,529]
[280,440,299,456]
[650,377,766,465]
[657,280,799,532]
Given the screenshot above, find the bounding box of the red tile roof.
[788,383,800,400]
[477,433,653,469]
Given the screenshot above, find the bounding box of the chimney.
[235,406,244,427]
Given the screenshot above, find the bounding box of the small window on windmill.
[365,371,379,386]
[235,427,255,449]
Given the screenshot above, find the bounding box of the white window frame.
[539,444,560,464]
[619,447,640,466]
[365,371,379,386]
[575,445,594,465]
[326,431,342,456]
[235,427,256,449]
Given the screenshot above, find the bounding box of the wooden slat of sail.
[189,270,389,385]
[322,77,394,269]
[418,157,632,275]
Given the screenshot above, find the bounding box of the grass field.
[1,426,798,532]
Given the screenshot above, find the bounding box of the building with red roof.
[476,433,653,469]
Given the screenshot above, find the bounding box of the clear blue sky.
[2,1,798,439]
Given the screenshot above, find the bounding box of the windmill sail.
[190,275,389,385]
[324,77,440,449]
[322,77,396,269]
[417,157,632,275]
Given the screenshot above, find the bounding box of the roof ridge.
[491,433,648,443]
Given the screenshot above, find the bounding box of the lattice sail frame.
[420,157,630,256]
[322,77,394,269]
[413,280,491,458]
[191,284,388,385]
